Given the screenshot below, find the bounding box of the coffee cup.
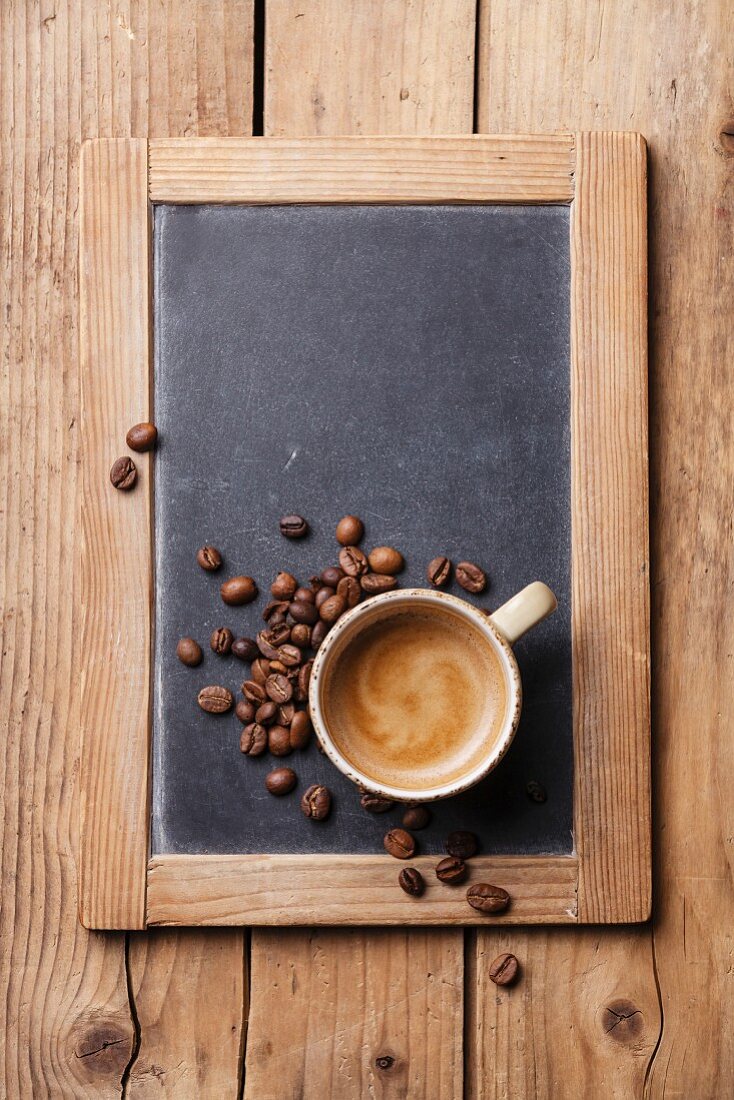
[309,582,557,803]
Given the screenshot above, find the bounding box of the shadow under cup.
[309,589,521,803]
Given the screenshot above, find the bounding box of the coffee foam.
[323,607,507,792]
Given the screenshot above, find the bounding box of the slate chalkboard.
[152,203,572,858]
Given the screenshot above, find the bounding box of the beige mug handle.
[489,581,557,645]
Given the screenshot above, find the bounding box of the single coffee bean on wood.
[176,637,202,667]
[250,658,271,685]
[197,545,222,572]
[255,701,278,725]
[268,725,292,757]
[289,709,312,749]
[280,514,309,538]
[289,600,319,625]
[489,953,520,986]
[311,620,328,649]
[336,515,364,546]
[242,680,266,704]
[277,702,295,726]
[368,546,404,574]
[435,856,467,884]
[235,699,255,723]
[360,793,394,813]
[399,867,425,897]
[271,571,298,600]
[320,565,345,587]
[466,883,510,914]
[337,576,361,608]
[266,673,293,704]
[197,685,233,714]
[427,556,451,587]
[384,828,416,859]
[265,767,297,795]
[125,422,158,452]
[296,661,313,701]
[456,561,487,594]
[402,805,431,830]
[110,455,137,490]
[319,593,347,623]
[339,545,368,577]
[446,830,479,859]
[240,723,267,756]
[232,636,259,662]
[315,585,336,609]
[210,627,233,655]
[290,623,312,648]
[221,575,257,605]
[361,572,398,595]
[294,586,315,604]
[526,780,548,803]
[300,784,332,821]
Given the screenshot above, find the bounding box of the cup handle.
[489,582,557,645]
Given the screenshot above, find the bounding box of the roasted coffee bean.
[301,784,331,821]
[402,805,431,830]
[526,780,547,803]
[446,830,479,859]
[427,555,451,587]
[315,585,336,609]
[210,627,234,655]
[336,515,364,546]
[277,702,295,726]
[277,643,302,668]
[231,637,258,663]
[242,680,267,704]
[290,623,312,648]
[197,685,233,714]
[489,953,520,986]
[311,620,328,649]
[289,709,312,749]
[250,658,271,685]
[320,565,345,587]
[266,673,293,704]
[256,631,283,660]
[296,660,313,701]
[337,576,361,608]
[235,699,256,723]
[255,701,278,725]
[280,514,309,539]
[221,575,258,605]
[361,573,398,595]
[319,593,347,623]
[360,793,394,813]
[368,546,404,575]
[294,586,315,604]
[265,767,297,795]
[240,722,267,756]
[197,545,222,572]
[268,724,292,756]
[271,571,298,600]
[263,599,290,623]
[176,637,202,667]
[467,883,510,913]
[290,599,319,625]
[339,545,368,577]
[110,455,137,490]
[435,856,467,884]
[456,561,487,594]
[125,422,158,452]
[399,867,425,897]
[266,622,291,647]
[384,828,416,859]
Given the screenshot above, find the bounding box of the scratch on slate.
[283,449,298,472]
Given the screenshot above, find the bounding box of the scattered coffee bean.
[402,805,431,830]
[315,585,336,609]
[398,867,425,897]
[456,561,487,594]
[176,637,202,667]
[309,575,324,591]
[280,514,309,539]
[384,828,416,859]
[466,883,510,914]
[337,576,361,608]
[289,709,312,749]
[360,793,394,813]
[210,627,234,655]
[319,593,347,623]
[294,586,315,604]
[368,546,404,575]
[268,724,292,757]
[110,455,137,490]
[291,623,312,648]
[232,636,259,662]
[265,767,297,795]
[427,556,451,587]
[240,722,267,756]
[336,515,364,546]
[320,565,345,587]
[271,571,298,600]
[339,545,368,577]
[197,545,222,572]
[277,644,302,668]
[526,780,547,803]
[296,661,313,701]
[256,631,283,660]
[221,575,258,605]
[489,953,520,986]
[289,600,319,625]
[301,784,331,821]
[435,856,467,884]
[255,701,278,725]
[242,679,267,704]
[263,599,290,623]
[310,620,328,649]
[446,830,479,859]
[250,658,271,685]
[277,702,295,726]
[266,673,293,704]
[361,572,398,595]
[235,699,256,723]
[125,422,158,452]
[268,625,293,650]
[197,685,233,714]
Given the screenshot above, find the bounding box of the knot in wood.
[602,998,643,1043]
[375,1054,395,1070]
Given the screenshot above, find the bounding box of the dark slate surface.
[152,203,572,857]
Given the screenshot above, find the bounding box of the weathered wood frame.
[79,134,649,930]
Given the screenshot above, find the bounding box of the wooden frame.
[79,134,649,929]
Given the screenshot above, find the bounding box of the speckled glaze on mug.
[308,583,556,803]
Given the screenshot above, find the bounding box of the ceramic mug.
[308,581,557,803]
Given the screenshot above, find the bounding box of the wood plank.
[147,855,578,926]
[265,0,476,136]
[245,929,463,1100]
[149,133,575,204]
[571,132,650,923]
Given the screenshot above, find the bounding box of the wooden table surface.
[2,2,731,1096]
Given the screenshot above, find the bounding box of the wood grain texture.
[147,855,578,926]
[245,928,463,1099]
[265,0,476,137]
[149,134,575,204]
